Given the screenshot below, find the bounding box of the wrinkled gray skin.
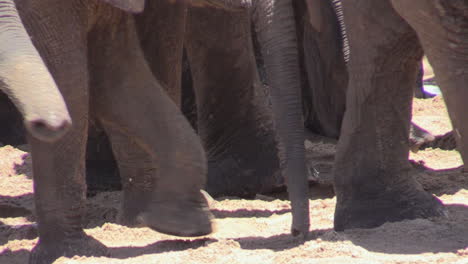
[184,6,283,198]
[295,0,348,139]
[16,0,212,263]
[296,0,435,152]
[208,0,309,238]
[0,0,71,142]
[334,0,468,231]
[136,0,309,237]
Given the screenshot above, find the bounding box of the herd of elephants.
[0,0,466,263]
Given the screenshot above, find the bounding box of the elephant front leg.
[20,4,108,264]
[97,96,213,237]
[334,0,446,231]
[391,0,468,165]
[29,117,108,264]
[89,12,212,237]
[135,0,188,106]
[185,6,282,197]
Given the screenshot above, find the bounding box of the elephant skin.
[135,0,283,198]
[184,6,283,198]
[16,0,213,263]
[253,0,449,232]
[0,0,71,142]
[332,0,466,231]
[294,0,348,139]
[15,0,308,240]
[295,0,436,151]
[137,0,310,237]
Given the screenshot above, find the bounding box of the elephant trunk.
[253,0,309,237]
[0,0,71,142]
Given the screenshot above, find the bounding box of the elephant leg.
[84,0,189,198]
[391,0,468,164]
[334,0,446,231]
[409,122,435,152]
[88,10,212,237]
[414,61,426,98]
[299,0,348,139]
[185,6,281,197]
[135,0,188,106]
[18,4,108,264]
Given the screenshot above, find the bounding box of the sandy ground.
[0,96,467,264]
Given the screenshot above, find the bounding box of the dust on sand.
[0,96,467,264]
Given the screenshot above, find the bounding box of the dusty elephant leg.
[185,6,282,197]
[89,10,212,237]
[391,0,468,165]
[135,0,188,106]
[414,61,426,98]
[409,122,435,152]
[334,0,446,231]
[18,3,108,264]
[85,0,189,197]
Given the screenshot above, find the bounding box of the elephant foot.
[120,193,214,237]
[29,233,108,264]
[139,199,213,237]
[421,131,457,151]
[334,175,447,231]
[409,123,435,152]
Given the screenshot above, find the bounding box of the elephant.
[137,0,310,237]
[252,0,456,231]
[0,0,71,142]
[414,61,429,99]
[332,0,468,231]
[15,0,213,263]
[295,0,437,152]
[137,2,284,199]
[294,0,349,140]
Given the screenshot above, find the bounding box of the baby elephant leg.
[89,10,212,237]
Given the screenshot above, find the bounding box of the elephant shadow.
[233,203,468,255]
[234,228,332,251]
[11,149,32,180]
[0,193,36,247]
[0,237,215,263]
[108,237,216,259]
[210,183,335,219]
[340,203,468,255]
[0,196,467,260]
[3,146,466,258]
[411,162,468,196]
[211,208,291,219]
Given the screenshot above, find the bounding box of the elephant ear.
[100,0,145,13]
